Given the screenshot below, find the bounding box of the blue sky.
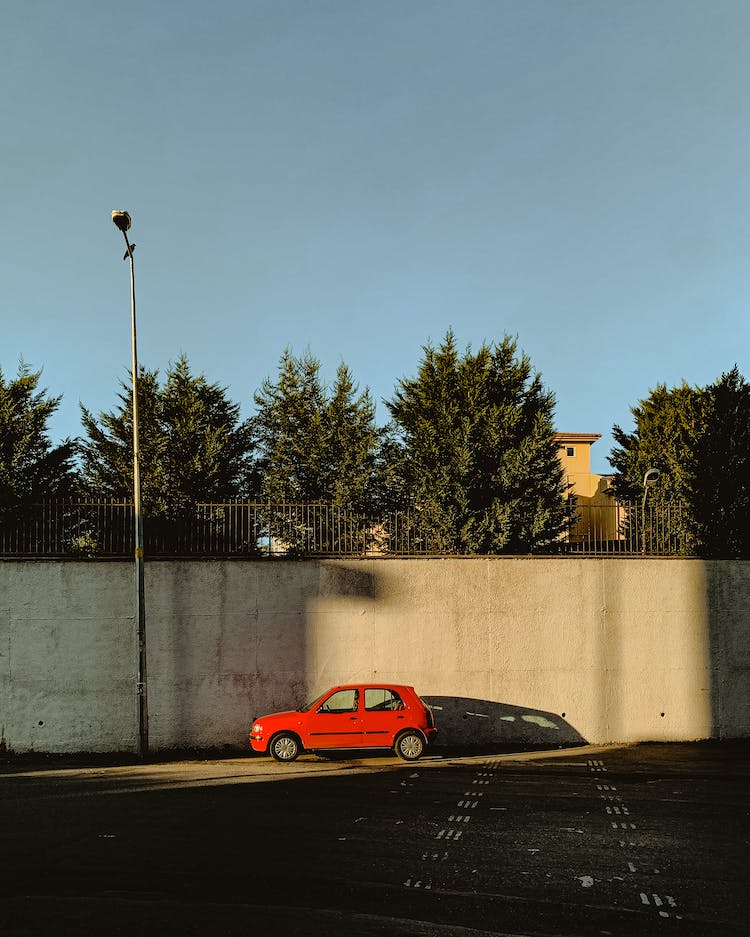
[3,0,750,474]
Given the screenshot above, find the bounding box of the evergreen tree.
[252,350,384,512]
[325,363,382,511]
[610,368,750,557]
[79,355,256,518]
[608,382,703,505]
[252,350,328,503]
[387,331,568,553]
[694,368,750,557]
[160,357,257,514]
[79,367,164,510]
[0,362,78,511]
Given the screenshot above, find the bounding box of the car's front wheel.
[395,730,425,761]
[269,732,301,763]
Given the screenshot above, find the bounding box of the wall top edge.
[2,555,746,565]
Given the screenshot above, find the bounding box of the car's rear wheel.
[269,732,301,763]
[395,730,424,761]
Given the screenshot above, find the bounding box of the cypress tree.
[252,350,383,512]
[79,355,256,518]
[0,361,78,511]
[387,331,568,553]
[610,367,750,557]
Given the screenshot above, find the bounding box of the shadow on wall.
[148,560,384,751]
[423,696,587,750]
[707,561,750,740]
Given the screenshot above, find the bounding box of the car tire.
[269,732,301,763]
[395,730,425,761]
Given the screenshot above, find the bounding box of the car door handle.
[397,715,405,719]
[350,717,358,721]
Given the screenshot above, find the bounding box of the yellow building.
[555,432,619,545]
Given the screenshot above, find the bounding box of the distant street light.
[641,468,661,555]
[111,210,148,758]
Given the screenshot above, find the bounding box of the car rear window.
[364,688,404,711]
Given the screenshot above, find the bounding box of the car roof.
[327,683,415,693]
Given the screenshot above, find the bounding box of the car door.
[303,687,364,749]
[361,687,408,747]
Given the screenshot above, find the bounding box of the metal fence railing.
[0,500,134,556]
[563,500,691,556]
[0,500,691,558]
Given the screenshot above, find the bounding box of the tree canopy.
[10,337,749,559]
[386,331,568,553]
[0,362,78,511]
[608,366,750,557]
[78,355,256,518]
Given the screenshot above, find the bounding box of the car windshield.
[299,690,329,712]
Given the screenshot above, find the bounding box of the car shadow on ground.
[421,696,587,750]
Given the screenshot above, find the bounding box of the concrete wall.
[1,558,749,754]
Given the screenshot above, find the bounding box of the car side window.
[364,688,405,711]
[319,689,359,713]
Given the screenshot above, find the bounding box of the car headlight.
[252,723,263,734]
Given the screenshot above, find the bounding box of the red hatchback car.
[249,684,437,762]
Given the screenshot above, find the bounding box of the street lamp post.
[111,210,148,758]
[641,467,661,555]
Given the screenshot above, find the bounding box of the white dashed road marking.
[403,751,689,922]
[592,758,686,922]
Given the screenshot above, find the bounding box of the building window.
[566,446,575,457]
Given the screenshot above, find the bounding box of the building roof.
[554,432,602,445]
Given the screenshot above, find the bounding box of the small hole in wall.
[37,720,44,727]
[660,712,665,718]
[561,712,566,718]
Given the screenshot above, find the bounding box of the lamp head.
[111,210,132,232]
[643,468,661,488]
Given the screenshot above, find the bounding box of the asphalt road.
[1,742,748,936]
